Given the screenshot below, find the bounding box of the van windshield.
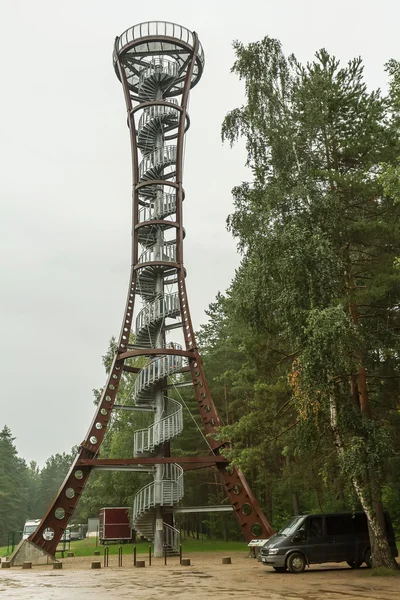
[278,516,305,536]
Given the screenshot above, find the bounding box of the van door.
[325,514,355,563]
[305,516,330,564]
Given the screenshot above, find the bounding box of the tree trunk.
[329,394,398,569]
[292,493,300,515]
[352,476,398,569]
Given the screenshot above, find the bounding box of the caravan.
[22,519,41,540]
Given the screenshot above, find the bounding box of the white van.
[23,519,41,540]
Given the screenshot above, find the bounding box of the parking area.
[1,552,400,599]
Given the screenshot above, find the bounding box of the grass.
[364,566,400,577]
[0,537,248,558]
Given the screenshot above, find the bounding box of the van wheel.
[364,549,372,569]
[347,560,362,569]
[273,566,287,573]
[287,552,306,573]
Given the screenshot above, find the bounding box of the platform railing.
[114,21,205,66]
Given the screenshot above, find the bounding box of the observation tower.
[11,21,274,565]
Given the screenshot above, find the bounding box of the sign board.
[156,519,164,531]
[248,539,270,547]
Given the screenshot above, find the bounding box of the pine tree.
[0,426,30,544]
[222,37,400,568]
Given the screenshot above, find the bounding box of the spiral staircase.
[129,58,186,554]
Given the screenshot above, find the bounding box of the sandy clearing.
[0,552,399,600]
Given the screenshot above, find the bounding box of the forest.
[1,37,400,568]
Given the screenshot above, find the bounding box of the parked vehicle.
[70,524,86,540]
[98,507,132,544]
[22,519,41,540]
[260,511,398,573]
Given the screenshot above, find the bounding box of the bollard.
[179,544,182,565]
[53,562,63,570]
[181,558,191,566]
[67,552,74,558]
[118,546,122,567]
[1,561,11,569]
[94,550,100,556]
[163,543,167,566]
[222,557,232,564]
[149,545,152,567]
[136,560,145,568]
[133,545,136,567]
[22,561,32,569]
[91,561,101,569]
[104,546,109,568]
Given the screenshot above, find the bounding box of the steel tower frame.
[18,21,274,562]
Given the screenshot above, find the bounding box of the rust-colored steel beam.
[77,456,228,467]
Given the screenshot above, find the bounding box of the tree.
[222,37,400,568]
[0,426,30,543]
[36,450,76,517]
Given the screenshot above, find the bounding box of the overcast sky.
[0,0,398,465]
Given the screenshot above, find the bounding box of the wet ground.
[1,552,399,599]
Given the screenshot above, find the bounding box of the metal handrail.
[164,522,181,554]
[139,146,177,180]
[138,193,176,223]
[114,21,205,67]
[133,463,184,521]
[139,58,178,86]
[134,399,183,454]
[136,293,180,334]
[138,242,176,264]
[134,354,184,401]
[138,100,179,134]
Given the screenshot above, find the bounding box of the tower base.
[10,540,56,566]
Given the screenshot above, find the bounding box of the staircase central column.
[153,85,166,558]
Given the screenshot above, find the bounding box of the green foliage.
[217,34,400,564]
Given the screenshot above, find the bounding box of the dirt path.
[0,552,399,599]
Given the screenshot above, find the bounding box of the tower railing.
[137,243,176,265]
[134,398,183,455]
[138,193,177,222]
[113,21,205,66]
[139,146,177,180]
[135,293,180,334]
[134,355,184,403]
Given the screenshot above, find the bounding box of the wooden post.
[118,546,122,567]
[179,544,182,565]
[149,545,152,566]
[133,545,136,566]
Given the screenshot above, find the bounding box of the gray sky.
[0,0,398,465]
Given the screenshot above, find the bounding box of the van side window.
[308,517,323,538]
[326,515,354,535]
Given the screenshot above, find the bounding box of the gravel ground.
[0,552,399,599]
